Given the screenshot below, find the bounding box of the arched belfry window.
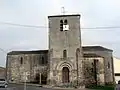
[60,20,63,31]
[64,19,68,25]
[60,20,63,23]
[63,50,67,58]
[20,57,23,65]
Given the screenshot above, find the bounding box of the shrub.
[84,79,96,88]
[105,82,116,86]
[87,84,115,90]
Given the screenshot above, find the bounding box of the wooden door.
[62,67,69,83]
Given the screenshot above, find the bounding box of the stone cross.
[61,7,65,15]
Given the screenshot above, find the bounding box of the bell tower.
[48,14,84,86]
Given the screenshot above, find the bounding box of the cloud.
[0,0,120,67]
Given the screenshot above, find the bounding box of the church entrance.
[62,67,69,83]
[41,74,47,85]
[35,73,40,84]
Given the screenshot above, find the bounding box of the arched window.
[20,57,23,64]
[76,48,80,55]
[60,20,63,31]
[64,19,68,25]
[63,50,67,58]
[108,62,110,68]
[41,56,44,64]
[76,48,80,60]
[91,63,94,72]
[39,56,41,65]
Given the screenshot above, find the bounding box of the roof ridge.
[82,46,113,52]
[7,50,49,55]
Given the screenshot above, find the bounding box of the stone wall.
[84,57,105,85]
[6,53,48,83]
[48,15,84,86]
[83,50,114,84]
[6,48,114,86]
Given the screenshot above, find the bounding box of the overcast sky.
[0,0,120,67]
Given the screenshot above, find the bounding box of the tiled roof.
[83,53,102,57]
[7,50,48,55]
[7,46,112,55]
[82,46,113,52]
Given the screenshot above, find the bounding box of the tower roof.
[48,14,80,18]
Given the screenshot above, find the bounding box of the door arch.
[35,73,40,84]
[62,67,69,83]
[41,73,47,85]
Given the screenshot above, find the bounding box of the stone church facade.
[6,14,115,86]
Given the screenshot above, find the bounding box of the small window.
[64,19,68,25]
[60,20,63,31]
[63,50,67,58]
[60,20,63,23]
[41,56,44,64]
[108,62,110,69]
[76,48,80,61]
[94,59,99,64]
[92,63,94,66]
[39,56,41,65]
[91,68,94,72]
[20,57,23,64]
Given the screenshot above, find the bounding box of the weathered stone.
[6,14,115,87]
[48,14,84,86]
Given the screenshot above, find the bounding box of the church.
[6,14,115,87]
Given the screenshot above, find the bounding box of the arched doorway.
[62,67,69,83]
[35,73,40,84]
[41,73,47,85]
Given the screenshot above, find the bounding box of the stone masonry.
[6,50,48,84]
[6,46,115,86]
[83,46,115,84]
[47,14,84,86]
[6,14,115,87]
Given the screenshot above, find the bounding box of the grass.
[87,85,115,90]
